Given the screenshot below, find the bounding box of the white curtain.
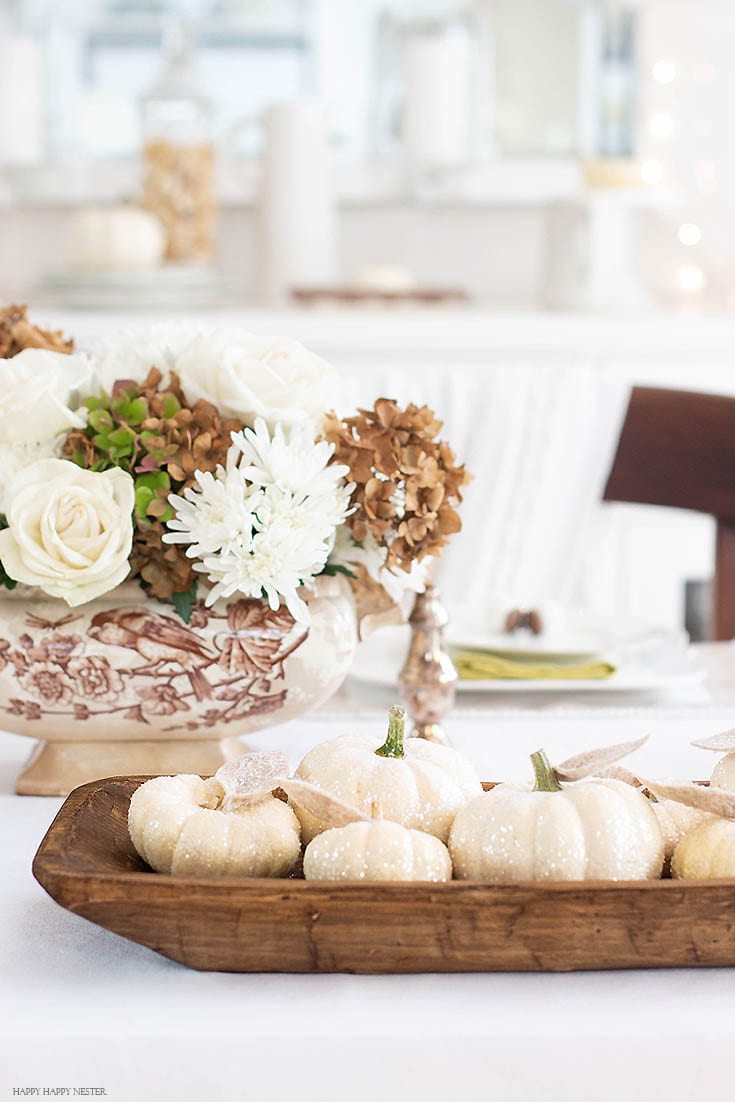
[336,362,630,631]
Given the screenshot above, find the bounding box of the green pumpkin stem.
[375,705,407,759]
[531,749,562,792]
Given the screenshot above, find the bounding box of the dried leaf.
[348,564,406,641]
[0,304,74,357]
[641,779,735,820]
[279,777,368,827]
[554,735,649,782]
[214,751,289,812]
[595,764,643,786]
[690,729,735,752]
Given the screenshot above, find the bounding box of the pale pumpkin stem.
[375,705,406,758]
[531,749,562,792]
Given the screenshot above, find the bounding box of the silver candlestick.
[399,584,457,745]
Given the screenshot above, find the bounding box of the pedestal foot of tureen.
[15,737,248,797]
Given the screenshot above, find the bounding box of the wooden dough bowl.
[32,776,735,974]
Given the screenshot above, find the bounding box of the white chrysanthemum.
[200,508,332,622]
[329,526,385,579]
[328,527,430,605]
[165,465,256,559]
[163,418,352,623]
[380,554,431,604]
[229,418,348,499]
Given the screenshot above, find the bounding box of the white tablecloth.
[3,645,735,1101]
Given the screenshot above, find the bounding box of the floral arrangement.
[0,305,469,627]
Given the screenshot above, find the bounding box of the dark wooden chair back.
[604,386,735,640]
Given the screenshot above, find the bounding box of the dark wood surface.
[605,386,735,639]
[32,776,735,973]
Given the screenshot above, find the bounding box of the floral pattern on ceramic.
[3,575,357,793]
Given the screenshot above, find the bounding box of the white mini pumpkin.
[128,772,301,878]
[303,820,452,882]
[710,753,735,790]
[645,777,735,880]
[672,819,735,879]
[449,749,664,882]
[69,206,166,270]
[292,706,482,843]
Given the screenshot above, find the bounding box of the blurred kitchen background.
[2,0,732,309]
[1,0,735,636]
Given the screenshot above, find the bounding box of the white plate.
[35,267,240,311]
[448,631,606,662]
[351,625,705,694]
[445,610,674,660]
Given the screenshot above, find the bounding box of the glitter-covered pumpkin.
[128,772,301,878]
[303,820,452,882]
[449,749,664,882]
[291,706,482,843]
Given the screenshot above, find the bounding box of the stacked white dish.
[351,614,704,696]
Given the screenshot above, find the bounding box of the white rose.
[85,324,201,392]
[0,458,134,606]
[0,348,92,444]
[175,330,335,425]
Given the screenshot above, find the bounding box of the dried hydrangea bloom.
[323,397,471,576]
[62,366,246,601]
[0,304,74,358]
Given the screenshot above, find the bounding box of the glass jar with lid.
[141,18,216,263]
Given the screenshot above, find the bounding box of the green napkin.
[451,647,616,681]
